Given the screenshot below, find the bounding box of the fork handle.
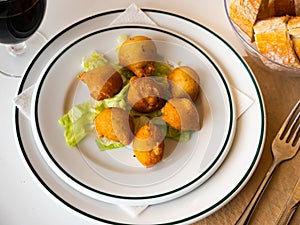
[235,160,279,225]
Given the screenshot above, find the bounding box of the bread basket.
[224,0,300,77]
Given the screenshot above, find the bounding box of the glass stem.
[7,42,27,56]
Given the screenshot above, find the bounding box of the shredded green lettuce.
[153,62,173,78]
[165,126,192,142]
[95,137,124,151]
[81,51,108,72]
[58,100,98,147]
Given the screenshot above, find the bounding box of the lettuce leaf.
[165,126,193,142]
[58,100,98,147]
[153,61,173,78]
[81,51,108,72]
[58,83,130,147]
[95,137,124,151]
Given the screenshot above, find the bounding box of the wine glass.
[0,0,47,78]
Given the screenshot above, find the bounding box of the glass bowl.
[224,0,300,77]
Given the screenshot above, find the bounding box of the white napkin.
[110,3,157,26]
[13,3,254,217]
[14,84,34,120]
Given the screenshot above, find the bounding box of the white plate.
[14,9,265,224]
[30,25,236,206]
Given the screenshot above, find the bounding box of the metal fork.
[235,99,300,225]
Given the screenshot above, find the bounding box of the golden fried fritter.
[161,98,200,131]
[79,65,123,101]
[119,36,157,77]
[133,124,164,167]
[127,77,165,113]
[168,66,200,101]
[94,107,134,145]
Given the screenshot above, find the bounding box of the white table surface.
[0,0,245,224]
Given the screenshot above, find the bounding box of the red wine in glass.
[0,0,47,77]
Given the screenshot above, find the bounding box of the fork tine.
[291,119,300,147]
[279,100,300,141]
[284,107,300,143]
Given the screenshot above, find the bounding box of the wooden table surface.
[193,56,300,225]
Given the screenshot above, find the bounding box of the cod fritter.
[168,66,200,101]
[133,124,164,167]
[161,98,200,131]
[79,65,123,101]
[94,107,134,145]
[119,36,157,77]
[127,76,165,113]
